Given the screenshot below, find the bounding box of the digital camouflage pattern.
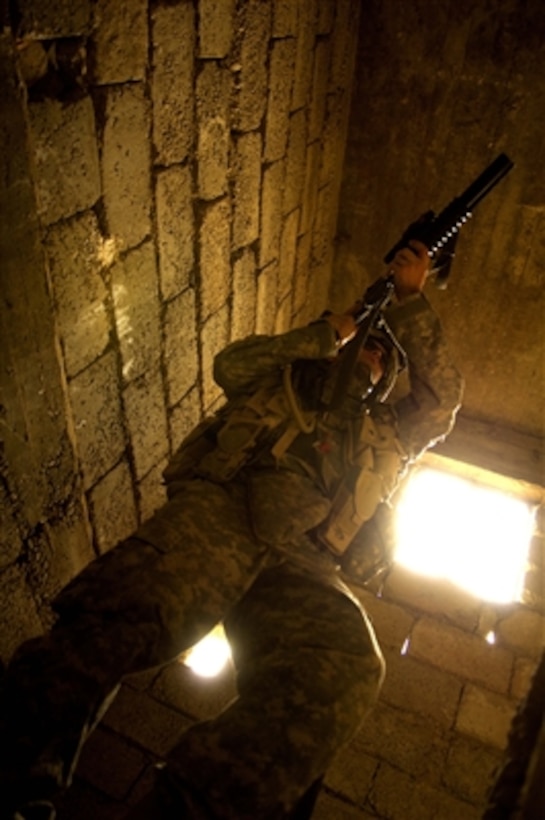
[0,295,462,819]
[160,564,385,819]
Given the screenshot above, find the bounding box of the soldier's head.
[333,327,402,418]
[292,326,403,416]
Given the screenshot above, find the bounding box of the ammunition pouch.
[317,414,405,556]
[339,503,397,584]
[164,383,311,487]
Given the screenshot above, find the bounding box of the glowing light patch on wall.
[394,467,535,604]
[112,283,134,380]
[182,624,232,678]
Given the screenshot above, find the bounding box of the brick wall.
[1,0,360,656]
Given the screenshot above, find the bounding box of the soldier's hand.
[388,240,430,301]
[323,311,358,346]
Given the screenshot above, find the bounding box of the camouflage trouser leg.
[157,561,385,820]
[0,479,269,809]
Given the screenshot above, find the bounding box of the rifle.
[327,153,514,410]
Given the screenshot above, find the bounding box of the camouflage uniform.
[0,294,463,819]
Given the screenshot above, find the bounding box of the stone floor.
[53,659,350,820]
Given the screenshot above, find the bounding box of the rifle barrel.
[460,153,514,212]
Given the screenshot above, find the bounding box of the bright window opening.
[182,624,232,678]
[394,456,539,604]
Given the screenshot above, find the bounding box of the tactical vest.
[163,368,405,559]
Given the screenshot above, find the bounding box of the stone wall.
[2,2,544,818]
[1,0,360,661]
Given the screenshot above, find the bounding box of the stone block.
[260,159,285,267]
[198,0,235,58]
[169,387,202,451]
[264,37,296,162]
[232,130,262,250]
[232,0,271,131]
[411,783,484,820]
[125,666,160,692]
[42,500,95,601]
[496,606,545,658]
[329,0,360,93]
[324,744,377,807]
[0,565,43,664]
[528,531,544,566]
[370,763,481,820]
[510,654,539,700]
[272,0,298,38]
[201,306,230,410]
[164,288,199,408]
[292,229,311,317]
[380,649,463,727]
[354,701,447,782]
[443,735,502,805]
[156,165,195,302]
[28,96,100,225]
[68,350,125,489]
[199,197,231,320]
[75,725,147,800]
[300,140,321,235]
[102,684,192,757]
[521,564,544,609]
[102,83,151,249]
[20,527,52,613]
[320,89,350,188]
[151,2,195,165]
[536,504,545,535]
[274,293,292,334]
[45,211,109,377]
[18,0,91,37]
[308,37,331,142]
[283,109,307,215]
[232,247,257,341]
[278,207,299,299]
[311,184,337,274]
[409,617,514,694]
[0,482,23,570]
[356,589,415,651]
[196,62,230,200]
[137,461,168,524]
[305,260,330,320]
[383,565,481,632]
[151,658,237,721]
[110,242,161,383]
[91,0,148,84]
[291,0,316,111]
[456,683,517,749]
[123,369,169,481]
[88,460,138,554]
[317,0,335,35]
[256,261,279,335]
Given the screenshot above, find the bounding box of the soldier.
[1,240,463,820]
